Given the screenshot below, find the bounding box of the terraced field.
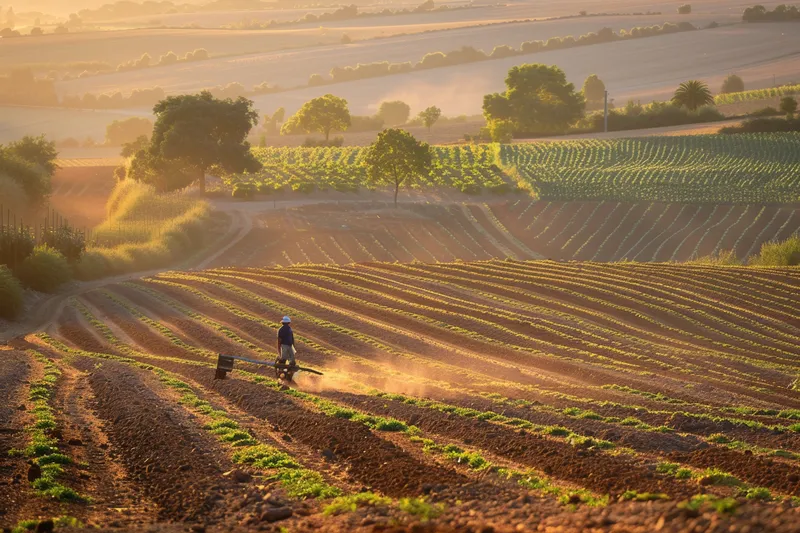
[3,260,800,531]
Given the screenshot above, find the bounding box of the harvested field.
[4,259,800,531]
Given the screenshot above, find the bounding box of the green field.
[227,134,800,203]
[230,145,515,195]
[714,84,800,106]
[500,134,800,203]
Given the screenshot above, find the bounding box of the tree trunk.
[394,182,399,208]
[199,167,206,196]
[324,127,330,142]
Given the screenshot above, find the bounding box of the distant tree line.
[743,4,800,22]
[227,0,452,30]
[311,22,702,86]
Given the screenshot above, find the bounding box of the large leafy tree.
[582,74,606,104]
[0,135,58,205]
[377,100,411,126]
[363,129,432,207]
[132,91,260,193]
[483,64,585,135]
[281,94,351,142]
[720,74,744,94]
[418,106,442,132]
[672,80,714,111]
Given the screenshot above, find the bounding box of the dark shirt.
[278,324,294,346]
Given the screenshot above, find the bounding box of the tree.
[6,135,58,176]
[106,117,153,146]
[6,6,14,28]
[0,136,57,206]
[363,129,432,207]
[780,96,798,118]
[281,94,350,142]
[582,74,606,104]
[377,100,411,126]
[418,106,442,132]
[672,80,714,111]
[677,4,691,14]
[121,135,149,158]
[720,74,744,94]
[131,91,260,194]
[272,107,285,124]
[482,64,584,135]
[30,27,43,35]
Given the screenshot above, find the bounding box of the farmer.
[277,315,296,366]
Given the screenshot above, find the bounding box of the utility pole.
[604,90,609,133]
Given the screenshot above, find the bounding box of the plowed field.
[3,260,800,532]
[208,201,800,268]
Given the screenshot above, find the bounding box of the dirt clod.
[260,507,293,523]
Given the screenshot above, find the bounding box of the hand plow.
[214,354,324,383]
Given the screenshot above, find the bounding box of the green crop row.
[9,352,86,502]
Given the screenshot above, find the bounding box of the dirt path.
[0,207,250,344]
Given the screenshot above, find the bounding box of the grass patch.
[324,492,393,515]
[680,495,738,514]
[11,516,82,533]
[397,497,445,521]
[621,490,669,502]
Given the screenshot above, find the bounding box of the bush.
[749,106,780,117]
[40,226,86,262]
[749,235,800,266]
[0,226,35,269]
[16,245,71,293]
[0,265,23,319]
[678,4,691,14]
[578,101,724,133]
[349,115,385,132]
[232,183,255,199]
[302,137,344,147]
[719,117,800,133]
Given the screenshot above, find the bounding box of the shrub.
[232,183,255,199]
[0,226,35,269]
[749,106,780,117]
[40,226,85,262]
[719,117,800,133]
[349,115,385,132]
[302,136,344,147]
[0,265,23,319]
[578,101,724,133]
[749,235,800,266]
[677,4,691,14]
[16,245,71,293]
[780,96,798,118]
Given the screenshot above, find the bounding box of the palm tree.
[672,80,714,111]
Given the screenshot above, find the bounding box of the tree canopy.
[281,94,351,141]
[377,100,411,126]
[418,106,442,132]
[0,135,58,205]
[130,91,260,193]
[363,129,432,207]
[582,74,606,103]
[106,117,153,146]
[780,96,798,118]
[672,80,714,111]
[483,63,585,135]
[720,74,744,94]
